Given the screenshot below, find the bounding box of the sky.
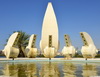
[0,0,100,51]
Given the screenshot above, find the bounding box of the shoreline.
[0,58,100,63]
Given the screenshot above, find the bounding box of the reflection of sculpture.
[40,2,59,58]
[17,63,37,77]
[3,32,20,58]
[80,32,98,59]
[25,34,38,58]
[26,63,37,77]
[39,62,60,77]
[2,63,37,77]
[63,62,76,77]
[2,63,18,77]
[82,64,97,77]
[62,35,76,59]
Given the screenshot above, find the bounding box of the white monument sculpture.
[25,34,37,58]
[43,35,56,58]
[80,32,98,59]
[40,2,59,58]
[62,35,76,59]
[3,32,20,58]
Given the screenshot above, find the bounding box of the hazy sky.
[0,0,100,51]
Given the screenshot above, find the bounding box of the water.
[0,61,100,77]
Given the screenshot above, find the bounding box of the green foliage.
[95,54,100,58]
[17,31,30,48]
[0,51,5,56]
[37,54,45,57]
[17,31,30,57]
[74,53,83,58]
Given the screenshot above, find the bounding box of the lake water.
[0,61,100,77]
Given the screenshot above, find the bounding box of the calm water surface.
[0,61,100,77]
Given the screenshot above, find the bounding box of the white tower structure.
[40,2,59,58]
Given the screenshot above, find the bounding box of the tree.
[17,31,30,57]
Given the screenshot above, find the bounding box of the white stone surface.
[62,35,76,59]
[3,32,20,58]
[80,32,98,58]
[44,46,56,58]
[40,2,59,53]
[62,46,76,56]
[25,34,38,58]
[0,58,100,62]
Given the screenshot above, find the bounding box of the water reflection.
[0,62,100,77]
[2,63,18,77]
[26,63,37,77]
[82,63,97,77]
[63,63,76,77]
[2,63,37,77]
[39,62,60,77]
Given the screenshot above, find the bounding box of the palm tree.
[17,31,30,57]
[6,31,30,57]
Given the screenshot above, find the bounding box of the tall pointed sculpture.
[62,35,76,59]
[40,2,59,58]
[25,34,38,58]
[80,32,98,59]
[3,32,20,58]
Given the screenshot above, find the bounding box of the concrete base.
[0,58,100,63]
